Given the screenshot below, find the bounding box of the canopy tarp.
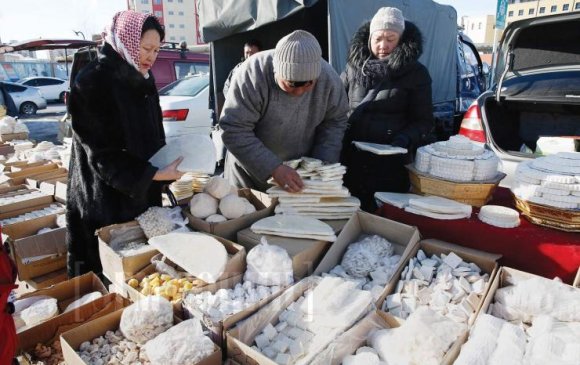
[198,0,457,111]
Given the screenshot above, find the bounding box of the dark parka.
[341,21,434,211]
[66,43,165,277]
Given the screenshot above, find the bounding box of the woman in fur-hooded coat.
[66,11,182,277]
[341,8,434,211]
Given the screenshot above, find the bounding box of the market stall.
[377,187,580,283]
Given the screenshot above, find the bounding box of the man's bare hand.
[272,164,304,192]
[153,156,184,181]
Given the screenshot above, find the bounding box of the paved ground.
[19,102,66,144]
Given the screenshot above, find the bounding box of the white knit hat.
[273,30,322,82]
[369,7,405,37]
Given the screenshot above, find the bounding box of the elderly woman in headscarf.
[66,10,183,277]
[341,7,434,211]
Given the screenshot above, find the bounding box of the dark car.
[458,12,580,187]
[432,31,489,141]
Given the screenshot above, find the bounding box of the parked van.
[151,44,210,89]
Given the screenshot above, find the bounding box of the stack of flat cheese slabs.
[414,135,500,182]
[268,157,360,219]
[374,192,423,209]
[182,172,211,193]
[478,205,520,228]
[405,195,472,220]
[169,175,194,200]
[148,232,228,284]
[251,215,337,241]
[274,197,360,219]
[512,153,580,210]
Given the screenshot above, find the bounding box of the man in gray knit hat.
[220,30,349,192]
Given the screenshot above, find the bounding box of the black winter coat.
[341,21,434,211]
[66,43,165,277]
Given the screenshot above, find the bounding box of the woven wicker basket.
[406,165,505,207]
[514,195,580,232]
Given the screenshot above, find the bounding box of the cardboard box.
[0,163,59,185]
[3,210,67,280]
[17,293,131,357]
[15,273,110,336]
[446,266,579,364]
[55,180,67,202]
[237,228,331,280]
[377,239,502,326]
[0,189,54,214]
[124,235,246,302]
[309,310,398,365]
[226,277,371,365]
[314,211,421,305]
[17,272,108,312]
[60,308,222,365]
[0,143,15,157]
[22,268,68,290]
[25,168,68,188]
[39,176,68,196]
[9,227,67,281]
[8,160,50,172]
[97,220,159,291]
[0,184,29,194]
[184,189,275,241]
[0,200,64,220]
[182,273,288,348]
[0,131,29,142]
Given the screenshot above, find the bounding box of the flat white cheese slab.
[149,135,216,174]
[148,232,227,283]
[375,192,422,209]
[353,141,408,155]
[251,215,336,241]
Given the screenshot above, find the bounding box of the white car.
[1,81,47,115]
[17,76,68,102]
[159,74,213,138]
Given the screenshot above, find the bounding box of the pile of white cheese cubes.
[382,249,489,324]
[252,277,373,365]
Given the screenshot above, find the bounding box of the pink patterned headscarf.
[103,10,158,77]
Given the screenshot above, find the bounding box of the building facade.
[127,0,204,45]
[460,15,496,46]
[507,0,580,24]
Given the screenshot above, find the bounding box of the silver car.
[0,81,47,115]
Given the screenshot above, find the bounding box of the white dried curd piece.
[189,192,218,219]
[148,232,228,283]
[478,205,520,228]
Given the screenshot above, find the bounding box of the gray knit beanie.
[369,7,405,37]
[273,30,322,82]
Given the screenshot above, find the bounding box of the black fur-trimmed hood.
[346,20,424,85]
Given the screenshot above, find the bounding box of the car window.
[36,78,52,86]
[23,79,37,86]
[4,84,26,93]
[159,76,208,97]
[174,62,209,79]
[462,43,480,70]
[44,78,64,85]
